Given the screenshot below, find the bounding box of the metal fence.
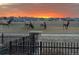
[0,32,40,55]
[8,39,79,55]
[0,33,79,55]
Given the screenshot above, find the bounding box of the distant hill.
[0,17,79,22]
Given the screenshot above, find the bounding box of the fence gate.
[8,32,41,55]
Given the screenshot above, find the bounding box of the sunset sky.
[0,3,79,18]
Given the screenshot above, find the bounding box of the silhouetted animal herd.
[0,17,70,30]
[25,21,47,30]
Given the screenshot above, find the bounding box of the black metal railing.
[8,40,79,55]
[0,33,79,55]
[0,32,40,55]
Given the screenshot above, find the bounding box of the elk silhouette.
[63,20,70,30]
[40,22,47,29]
[25,21,34,30]
[0,17,14,26]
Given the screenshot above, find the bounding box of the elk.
[63,20,70,30]
[0,17,14,26]
[24,21,34,30]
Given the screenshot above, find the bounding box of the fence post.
[28,41,30,55]
[29,31,42,55]
[57,42,58,55]
[59,42,61,55]
[22,37,25,54]
[49,42,50,55]
[74,42,75,54]
[62,42,63,55]
[1,33,4,44]
[71,42,72,55]
[51,42,52,55]
[77,42,78,55]
[54,42,55,55]
[9,41,12,55]
[40,41,42,55]
[30,33,35,55]
[15,40,17,54]
[68,42,69,55]
[65,42,66,55]
[46,42,47,55]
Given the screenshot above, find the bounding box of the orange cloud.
[0,12,64,18]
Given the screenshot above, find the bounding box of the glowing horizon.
[0,3,79,18]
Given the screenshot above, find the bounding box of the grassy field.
[0,21,79,34]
